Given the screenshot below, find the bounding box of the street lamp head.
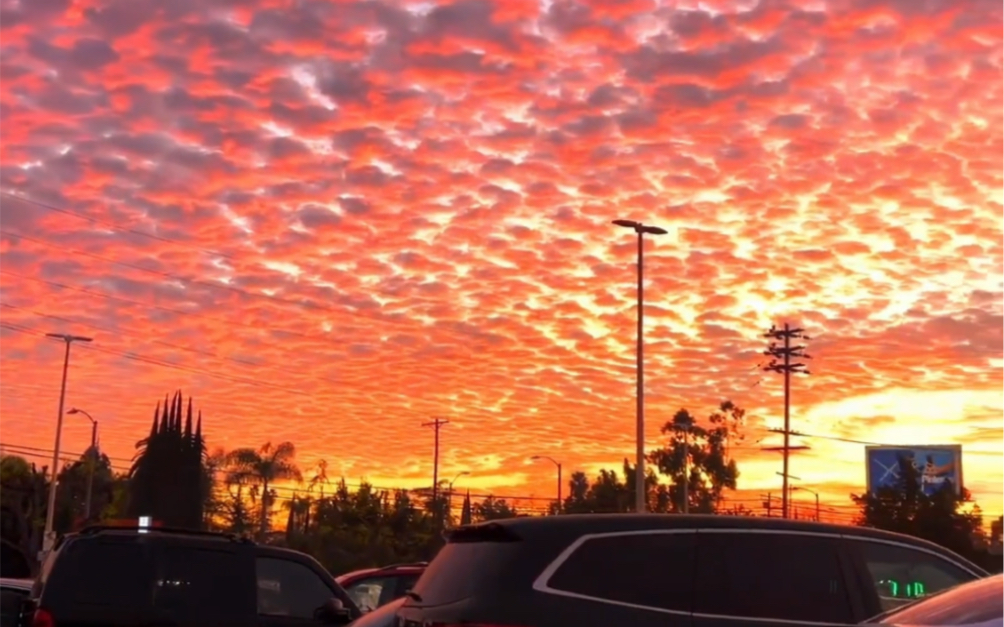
[67,408,80,415]
[530,455,541,460]
[45,333,93,343]
[612,219,640,229]
[640,225,669,235]
[459,471,470,477]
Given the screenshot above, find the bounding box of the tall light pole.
[43,333,92,554]
[531,455,562,513]
[612,219,668,514]
[447,471,469,525]
[67,408,98,523]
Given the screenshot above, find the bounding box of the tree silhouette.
[224,441,302,540]
[473,496,517,521]
[648,400,745,513]
[127,391,206,528]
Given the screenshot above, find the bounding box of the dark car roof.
[0,578,32,591]
[71,526,250,544]
[457,514,987,571]
[336,563,426,583]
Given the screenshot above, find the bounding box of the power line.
[0,302,345,387]
[1,302,258,367]
[0,227,419,335]
[0,270,760,380]
[1,192,240,261]
[0,270,330,344]
[767,427,1003,457]
[0,321,317,396]
[763,322,812,520]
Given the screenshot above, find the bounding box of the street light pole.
[793,486,820,521]
[43,333,93,554]
[447,471,470,525]
[68,408,98,523]
[612,219,668,514]
[531,455,562,513]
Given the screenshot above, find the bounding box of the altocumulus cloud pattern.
[0,0,1001,509]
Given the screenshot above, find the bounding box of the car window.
[153,545,253,621]
[395,574,420,596]
[345,576,397,612]
[256,557,334,619]
[57,540,156,608]
[878,574,1003,625]
[409,528,522,607]
[693,532,853,623]
[859,541,981,612]
[546,531,696,612]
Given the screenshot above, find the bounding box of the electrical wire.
[0,321,317,396]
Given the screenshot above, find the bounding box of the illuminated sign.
[879,579,927,598]
[866,445,963,497]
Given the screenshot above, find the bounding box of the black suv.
[397,514,988,627]
[21,526,361,627]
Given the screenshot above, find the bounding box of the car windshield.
[875,574,1003,626]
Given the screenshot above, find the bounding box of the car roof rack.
[78,525,255,544]
[380,561,428,569]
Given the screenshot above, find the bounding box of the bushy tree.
[648,400,745,513]
[473,496,517,521]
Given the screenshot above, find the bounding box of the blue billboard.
[865,445,963,496]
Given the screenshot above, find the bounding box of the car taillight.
[31,608,55,627]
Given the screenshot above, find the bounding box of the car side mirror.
[316,598,353,625]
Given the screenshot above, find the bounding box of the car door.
[692,530,860,627]
[844,537,986,617]
[256,555,348,627]
[0,585,30,627]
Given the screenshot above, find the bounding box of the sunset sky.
[0,0,1001,520]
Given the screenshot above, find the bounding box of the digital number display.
[879,579,926,598]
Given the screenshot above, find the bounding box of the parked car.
[23,525,362,627]
[336,562,426,612]
[867,572,1002,627]
[348,598,405,627]
[0,578,32,626]
[397,514,989,627]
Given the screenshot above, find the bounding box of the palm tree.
[224,442,302,540]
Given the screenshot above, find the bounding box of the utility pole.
[422,418,449,529]
[763,493,774,517]
[43,333,92,555]
[762,323,811,519]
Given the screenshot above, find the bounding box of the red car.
[335,562,427,612]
